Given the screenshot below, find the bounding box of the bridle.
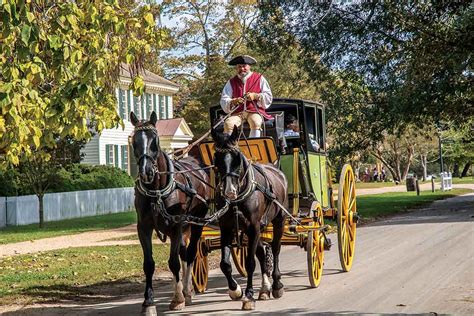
[134,124,160,184]
[214,145,255,204]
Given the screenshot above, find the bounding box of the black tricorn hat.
[228,55,257,66]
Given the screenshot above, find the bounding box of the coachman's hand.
[230,97,244,108]
[245,92,260,101]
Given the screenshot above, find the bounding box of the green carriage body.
[208,98,330,209]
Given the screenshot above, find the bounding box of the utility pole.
[436,124,444,174]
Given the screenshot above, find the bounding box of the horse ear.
[150,111,158,126]
[130,112,139,126]
[230,125,239,142]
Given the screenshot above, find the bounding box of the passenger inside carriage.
[282,114,320,152]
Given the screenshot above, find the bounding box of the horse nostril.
[226,191,237,200]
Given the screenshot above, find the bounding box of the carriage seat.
[212,112,285,153]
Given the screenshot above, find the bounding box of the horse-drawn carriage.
[191,98,358,293]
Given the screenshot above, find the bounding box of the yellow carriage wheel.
[307,202,325,288]
[337,164,357,272]
[192,238,208,293]
[231,245,248,277]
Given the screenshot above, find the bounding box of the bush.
[0,164,134,196]
[0,168,20,196]
[48,164,134,193]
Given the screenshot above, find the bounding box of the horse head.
[211,126,243,201]
[130,111,160,184]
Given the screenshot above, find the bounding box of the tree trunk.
[461,162,471,177]
[420,154,428,181]
[371,151,400,182]
[453,163,460,177]
[401,145,414,181]
[38,194,44,228]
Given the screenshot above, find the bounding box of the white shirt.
[220,71,273,113]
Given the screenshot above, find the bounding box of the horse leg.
[219,225,242,300]
[168,226,186,310]
[137,220,155,306]
[256,241,271,301]
[242,223,259,310]
[271,214,285,299]
[183,224,203,305]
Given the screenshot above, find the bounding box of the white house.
[81,64,193,175]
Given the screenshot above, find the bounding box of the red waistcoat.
[230,72,272,120]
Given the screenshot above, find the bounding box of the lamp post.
[436,125,444,174]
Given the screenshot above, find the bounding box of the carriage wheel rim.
[337,164,357,272]
[192,239,208,293]
[307,204,324,287]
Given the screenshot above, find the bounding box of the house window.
[165,96,171,118]
[106,144,114,166]
[159,95,165,119]
[153,94,158,117]
[141,95,146,119]
[121,145,128,171]
[146,93,153,118]
[118,89,127,119]
[133,95,140,117]
[106,144,120,167]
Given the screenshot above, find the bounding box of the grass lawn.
[0,244,170,306]
[451,177,474,184]
[356,188,472,221]
[0,212,137,245]
[355,181,396,189]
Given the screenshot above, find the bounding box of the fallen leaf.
[397,304,407,307]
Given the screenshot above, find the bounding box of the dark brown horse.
[211,126,288,310]
[130,111,210,311]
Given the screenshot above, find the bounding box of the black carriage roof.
[209,98,326,112]
[271,98,326,108]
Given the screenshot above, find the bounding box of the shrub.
[1,164,134,196]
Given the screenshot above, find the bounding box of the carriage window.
[317,107,325,152]
[304,106,319,152]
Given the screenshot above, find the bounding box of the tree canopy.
[0,0,164,165]
[262,1,473,128]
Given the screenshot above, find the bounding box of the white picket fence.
[0,187,135,228]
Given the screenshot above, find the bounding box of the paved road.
[4,193,473,315]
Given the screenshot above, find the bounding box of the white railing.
[0,187,135,228]
[440,172,452,191]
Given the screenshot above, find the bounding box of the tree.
[442,118,474,177]
[0,0,164,227]
[261,1,473,132]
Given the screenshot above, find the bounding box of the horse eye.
[149,140,158,152]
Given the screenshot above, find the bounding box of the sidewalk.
[355,183,473,196]
[0,224,143,257]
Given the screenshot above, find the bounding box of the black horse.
[131,111,210,310]
[211,126,288,310]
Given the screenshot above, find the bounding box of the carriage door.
[317,107,328,208]
[304,105,323,204]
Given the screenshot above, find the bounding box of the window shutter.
[105,144,110,165]
[147,93,153,118]
[114,145,119,168]
[121,145,128,171]
[133,95,140,117]
[118,89,124,119]
[141,95,146,119]
[127,90,132,120]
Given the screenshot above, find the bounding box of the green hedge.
[0,164,134,197]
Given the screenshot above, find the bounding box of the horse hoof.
[142,299,155,307]
[185,295,192,305]
[242,298,256,310]
[272,287,284,299]
[258,291,270,300]
[169,300,185,310]
[141,305,157,316]
[229,284,243,301]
